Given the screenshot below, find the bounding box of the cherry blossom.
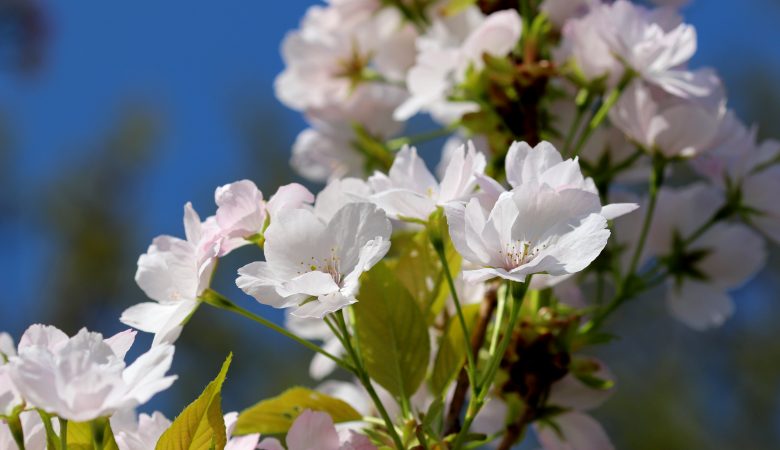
[395,8,522,123]
[237,203,391,318]
[112,410,172,450]
[369,142,486,222]
[257,409,376,450]
[560,0,718,98]
[8,325,176,422]
[0,411,46,450]
[445,183,611,283]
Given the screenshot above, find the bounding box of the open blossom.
[446,182,610,283]
[224,411,262,450]
[258,410,376,450]
[395,8,522,123]
[112,410,172,450]
[623,184,768,329]
[8,325,176,422]
[237,203,391,318]
[121,203,217,345]
[477,141,638,220]
[369,143,486,221]
[292,84,407,182]
[609,81,725,158]
[560,0,718,98]
[276,3,415,112]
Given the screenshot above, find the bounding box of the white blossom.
[395,8,522,123]
[369,142,486,222]
[609,81,725,158]
[257,410,376,450]
[121,203,217,345]
[0,411,46,450]
[237,203,391,318]
[8,325,176,422]
[112,410,172,450]
[445,183,610,283]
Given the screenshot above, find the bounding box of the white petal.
[666,281,734,330]
[267,183,314,218]
[281,271,340,297]
[122,344,177,406]
[600,203,639,220]
[104,330,137,360]
[536,412,614,450]
[236,261,298,309]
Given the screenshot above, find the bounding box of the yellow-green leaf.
[234,387,362,435]
[441,0,477,16]
[354,262,430,400]
[66,418,119,450]
[156,353,232,450]
[430,304,480,396]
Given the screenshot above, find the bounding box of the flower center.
[298,247,343,286]
[497,240,547,270]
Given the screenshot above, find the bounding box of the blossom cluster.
[3,0,779,449]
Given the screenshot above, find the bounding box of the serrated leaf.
[430,304,480,396]
[354,262,431,400]
[234,387,362,435]
[156,353,232,450]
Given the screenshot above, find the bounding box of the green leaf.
[66,418,119,450]
[354,262,431,400]
[429,304,480,396]
[156,353,232,450]
[234,387,362,435]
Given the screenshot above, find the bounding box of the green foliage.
[353,262,431,401]
[393,230,461,323]
[156,354,233,450]
[66,418,119,450]
[430,304,480,396]
[234,386,362,436]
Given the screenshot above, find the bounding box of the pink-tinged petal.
[122,344,177,406]
[371,188,437,221]
[666,281,734,330]
[600,203,639,220]
[694,223,766,289]
[536,412,614,450]
[18,324,68,352]
[257,438,285,450]
[183,202,203,245]
[215,179,267,238]
[0,333,15,358]
[268,183,314,218]
[135,235,200,304]
[286,410,340,450]
[104,330,137,360]
[293,292,357,319]
[438,141,486,204]
[461,9,522,67]
[338,430,378,450]
[280,271,340,297]
[236,261,297,309]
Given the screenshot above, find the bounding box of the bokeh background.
[1,0,779,448]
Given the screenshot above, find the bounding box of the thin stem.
[386,124,458,151]
[433,242,478,393]
[562,90,591,155]
[489,284,509,354]
[91,419,105,450]
[334,312,405,450]
[200,289,353,371]
[37,410,58,450]
[452,279,529,449]
[6,413,26,450]
[588,156,666,330]
[571,73,634,158]
[58,418,67,450]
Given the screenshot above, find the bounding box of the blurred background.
[0,0,778,448]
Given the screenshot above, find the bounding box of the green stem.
[588,155,666,330]
[6,413,26,450]
[58,418,67,450]
[571,73,634,158]
[37,410,58,450]
[452,279,529,450]
[200,289,353,371]
[334,311,405,450]
[386,124,458,151]
[433,239,478,394]
[488,284,509,354]
[91,419,105,450]
[562,90,592,155]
